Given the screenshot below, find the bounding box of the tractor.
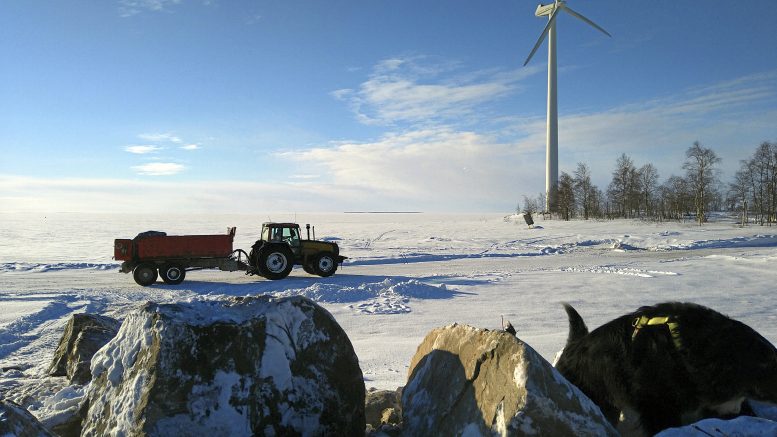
[248,222,346,280]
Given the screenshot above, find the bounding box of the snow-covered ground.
[1,212,776,422]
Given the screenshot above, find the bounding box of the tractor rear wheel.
[313,252,337,277]
[133,263,158,286]
[258,245,293,280]
[160,264,186,285]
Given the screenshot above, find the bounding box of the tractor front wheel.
[313,252,337,277]
[258,245,293,280]
[133,263,158,286]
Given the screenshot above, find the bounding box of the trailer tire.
[160,264,186,285]
[133,263,158,286]
[258,245,293,280]
[313,252,337,277]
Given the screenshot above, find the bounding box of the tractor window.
[268,227,284,242]
[283,227,301,247]
[261,226,270,242]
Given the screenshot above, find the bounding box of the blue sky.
[2,0,776,213]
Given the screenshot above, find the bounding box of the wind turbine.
[523,1,610,213]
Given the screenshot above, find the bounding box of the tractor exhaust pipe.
[306,224,311,240]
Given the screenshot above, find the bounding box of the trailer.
[114,223,345,286]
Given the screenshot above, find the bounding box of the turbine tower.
[523,1,610,213]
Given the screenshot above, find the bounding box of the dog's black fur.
[555,302,777,436]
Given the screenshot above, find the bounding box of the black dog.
[555,302,777,436]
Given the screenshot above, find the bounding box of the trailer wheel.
[160,264,186,285]
[313,252,337,277]
[133,263,158,286]
[258,245,293,280]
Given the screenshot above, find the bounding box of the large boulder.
[48,313,120,384]
[81,295,365,436]
[0,399,54,437]
[402,324,618,437]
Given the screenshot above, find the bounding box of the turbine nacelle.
[534,2,561,17]
[524,1,610,67]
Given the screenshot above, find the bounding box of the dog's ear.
[562,303,589,345]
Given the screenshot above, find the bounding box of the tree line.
[519,140,777,226]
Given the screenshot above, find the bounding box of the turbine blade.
[561,5,611,37]
[523,6,561,66]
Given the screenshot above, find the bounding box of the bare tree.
[638,163,659,218]
[659,175,692,221]
[749,142,777,225]
[573,162,594,220]
[557,172,576,221]
[608,154,639,218]
[683,141,721,225]
[728,165,752,226]
[522,195,537,215]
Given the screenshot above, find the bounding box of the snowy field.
[1,212,777,419]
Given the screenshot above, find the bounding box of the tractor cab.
[261,223,302,255]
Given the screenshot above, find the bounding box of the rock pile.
[6,298,777,436]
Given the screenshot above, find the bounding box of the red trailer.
[114,227,249,286]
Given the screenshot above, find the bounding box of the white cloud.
[131,162,186,176]
[124,145,162,154]
[335,56,543,126]
[181,144,200,150]
[283,127,533,211]
[138,133,183,143]
[119,0,182,17]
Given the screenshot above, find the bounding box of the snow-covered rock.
[81,295,365,436]
[655,416,777,436]
[0,399,54,437]
[402,324,618,436]
[47,313,120,384]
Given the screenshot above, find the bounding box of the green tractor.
[248,222,346,280]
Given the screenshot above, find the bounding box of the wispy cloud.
[180,144,200,150]
[334,56,543,126]
[119,0,182,17]
[138,133,183,143]
[131,162,185,176]
[124,145,162,154]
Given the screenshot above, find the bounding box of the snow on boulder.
[0,399,54,437]
[81,295,365,436]
[402,324,618,437]
[48,313,120,384]
[655,416,777,436]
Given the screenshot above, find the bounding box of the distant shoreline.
[343,211,423,214]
